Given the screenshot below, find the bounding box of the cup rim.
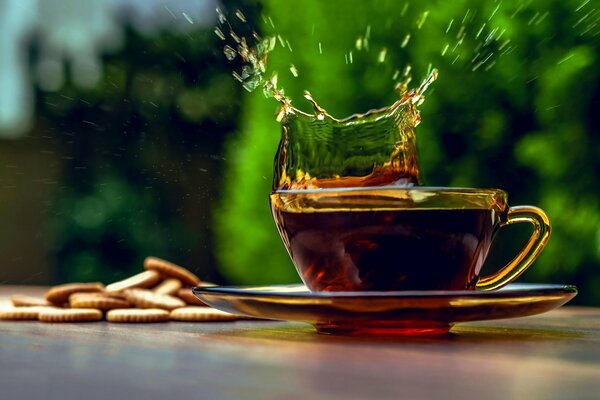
[273,186,504,195]
[270,186,508,212]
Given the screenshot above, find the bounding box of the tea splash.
[215,8,437,190]
[272,70,437,190]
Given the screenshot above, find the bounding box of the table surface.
[1,286,599,400]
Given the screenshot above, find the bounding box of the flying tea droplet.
[576,0,590,12]
[489,3,501,21]
[235,9,247,22]
[355,37,363,51]
[216,7,227,24]
[232,71,243,83]
[277,35,286,48]
[242,78,261,92]
[241,65,253,79]
[214,27,226,41]
[378,48,387,63]
[441,43,449,56]
[401,34,411,48]
[401,2,409,16]
[417,11,429,29]
[223,45,237,60]
[182,12,194,24]
[230,30,241,44]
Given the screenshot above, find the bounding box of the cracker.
[0,306,57,320]
[153,278,182,295]
[124,288,185,310]
[106,308,169,323]
[176,288,209,306]
[170,307,241,322]
[69,293,130,310]
[45,282,104,305]
[105,270,161,293]
[103,292,129,301]
[38,308,102,322]
[10,294,51,307]
[144,257,200,286]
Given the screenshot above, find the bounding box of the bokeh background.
[0,0,598,304]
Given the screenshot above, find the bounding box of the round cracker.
[69,293,130,310]
[176,288,209,306]
[38,308,102,322]
[0,306,58,320]
[124,288,185,311]
[10,294,51,307]
[144,257,200,286]
[153,278,182,295]
[105,270,161,293]
[106,308,169,323]
[45,283,104,305]
[170,307,240,322]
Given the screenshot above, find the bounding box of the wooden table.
[1,286,599,400]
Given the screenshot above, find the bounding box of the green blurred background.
[0,0,598,304]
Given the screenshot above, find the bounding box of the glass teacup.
[270,73,549,292]
[270,186,550,292]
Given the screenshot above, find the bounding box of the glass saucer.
[193,283,577,336]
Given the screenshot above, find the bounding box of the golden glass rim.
[270,186,508,212]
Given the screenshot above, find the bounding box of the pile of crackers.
[0,257,247,323]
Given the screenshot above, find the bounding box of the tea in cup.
[270,186,550,292]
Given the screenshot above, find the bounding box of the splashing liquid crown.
[215,8,437,190]
[272,69,437,190]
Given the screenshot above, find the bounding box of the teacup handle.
[476,206,551,291]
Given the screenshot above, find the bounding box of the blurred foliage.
[34,23,246,284]
[215,0,600,304]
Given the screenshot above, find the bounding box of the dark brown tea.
[271,204,497,292]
